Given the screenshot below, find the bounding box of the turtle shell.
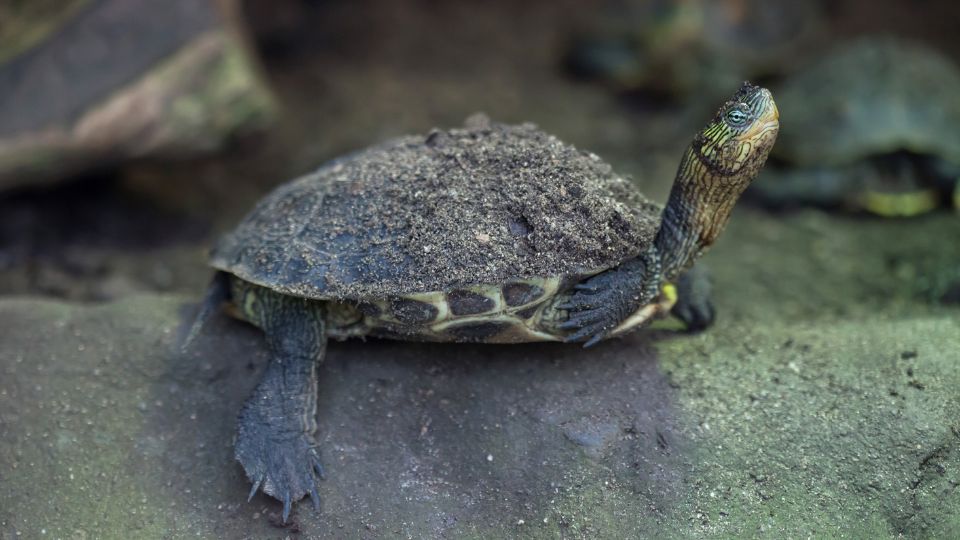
[774,37,960,167]
[211,115,661,301]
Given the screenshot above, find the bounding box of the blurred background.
[1,0,958,309]
[2,1,960,536]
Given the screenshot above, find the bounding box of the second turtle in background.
[751,37,960,216]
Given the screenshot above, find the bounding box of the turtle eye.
[724,106,750,127]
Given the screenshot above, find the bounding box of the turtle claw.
[557,319,582,330]
[562,327,606,348]
[312,456,326,480]
[583,334,605,349]
[235,404,326,523]
[248,475,263,502]
[558,288,606,317]
[562,308,616,346]
[282,491,293,523]
[310,485,321,512]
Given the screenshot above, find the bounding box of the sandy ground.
[1,290,957,537]
[1,0,959,538]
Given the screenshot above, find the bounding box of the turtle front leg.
[557,247,662,347]
[235,288,327,523]
[670,263,715,332]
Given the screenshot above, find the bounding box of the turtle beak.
[758,87,779,124]
[745,88,779,139]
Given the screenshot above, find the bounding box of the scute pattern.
[443,321,513,341]
[389,298,439,324]
[209,118,660,301]
[502,281,545,306]
[319,276,577,343]
[447,289,497,315]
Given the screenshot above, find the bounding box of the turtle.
[749,37,960,216]
[185,82,779,521]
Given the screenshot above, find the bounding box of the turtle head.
[693,82,780,181]
[655,82,779,279]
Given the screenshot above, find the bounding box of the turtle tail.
[180,271,231,352]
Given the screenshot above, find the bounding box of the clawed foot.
[235,407,325,523]
[557,280,631,347]
[671,293,715,332]
[557,252,660,347]
[671,264,715,332]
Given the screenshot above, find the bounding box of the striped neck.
[654,147,750,280]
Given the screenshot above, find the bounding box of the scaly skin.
[560,82,779,345]
[230,279,327,523]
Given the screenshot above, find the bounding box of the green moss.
[167,33,277,141]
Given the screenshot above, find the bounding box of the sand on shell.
[211,115,662,299]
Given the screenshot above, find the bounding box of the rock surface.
[0,0,275,190]
[1,295,957,538]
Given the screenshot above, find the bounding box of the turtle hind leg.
[670,263,715,332]
[234,287,327,523]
